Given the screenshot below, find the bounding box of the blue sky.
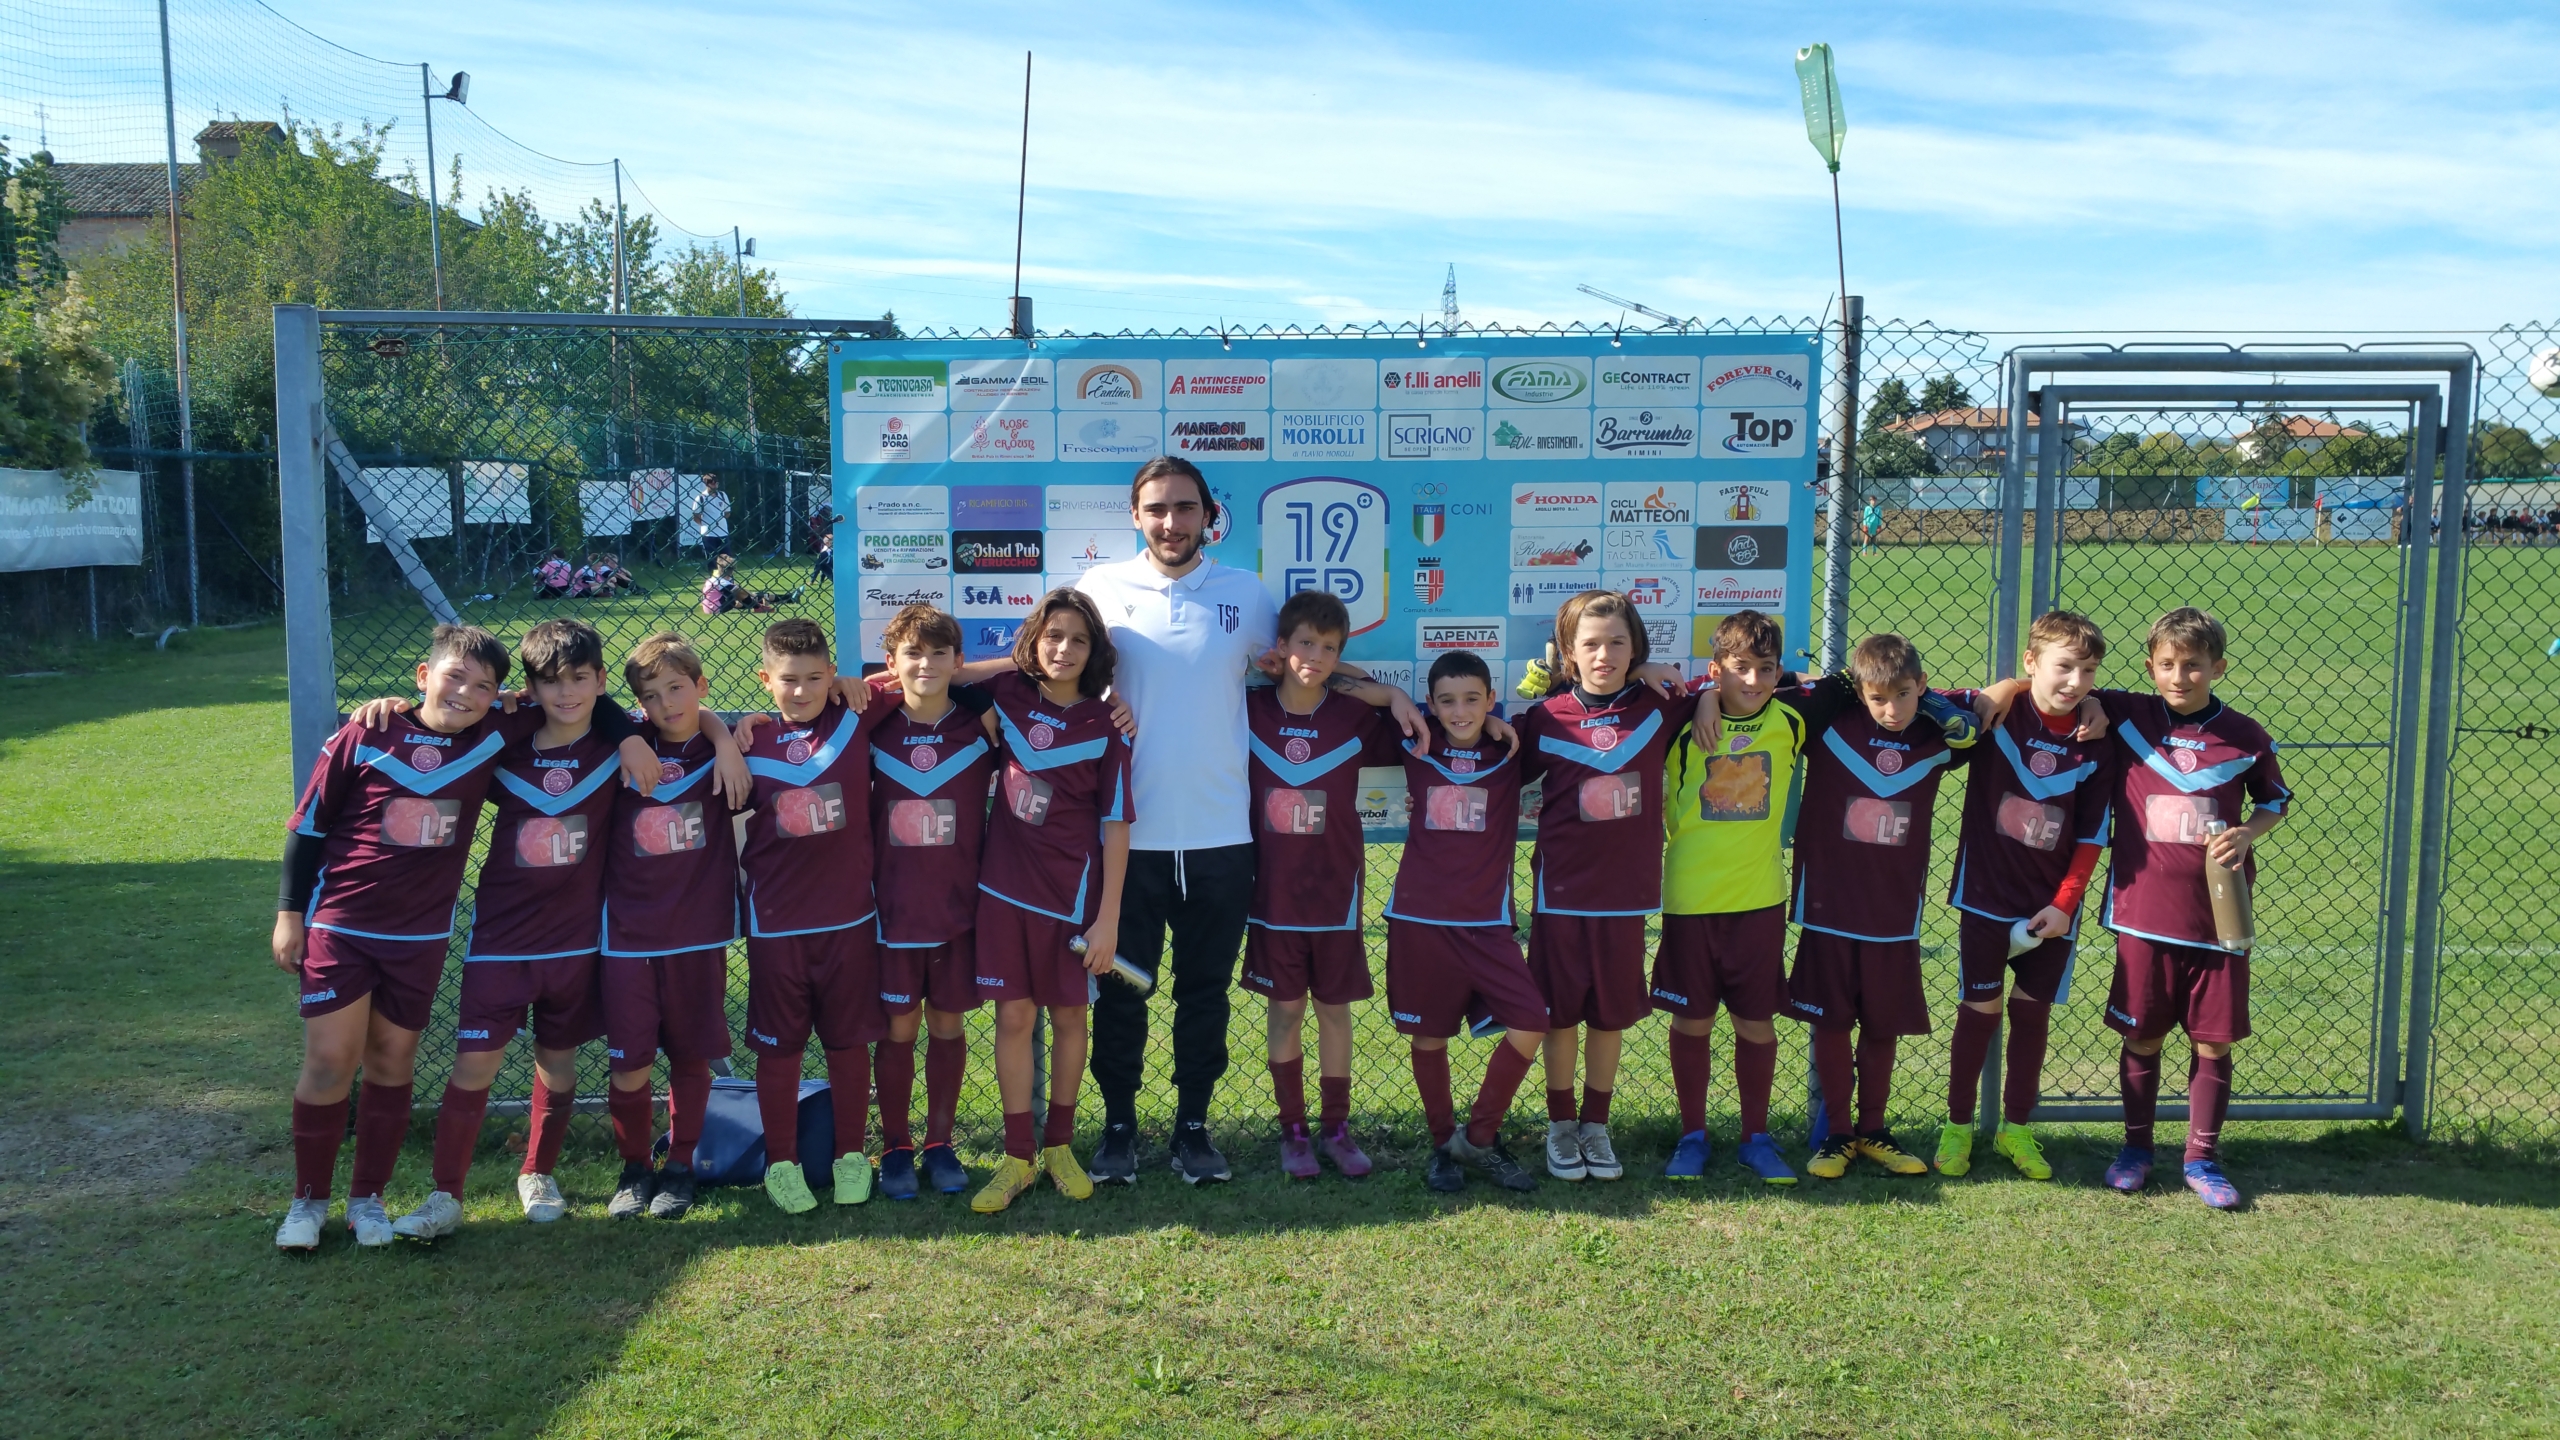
[25,1,2560,333]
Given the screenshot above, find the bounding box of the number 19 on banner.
[1260,477,1388,637]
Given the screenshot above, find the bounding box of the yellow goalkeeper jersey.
[1662,694,1808,914]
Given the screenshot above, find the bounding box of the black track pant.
[1091,844,1255,1128]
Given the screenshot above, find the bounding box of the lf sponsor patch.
[1997,793,2067,851]
[382,795,462,848]
[775,782,848,838]
[515,813,590,868]
[631,801,706,857]
[1844,797,1913,847]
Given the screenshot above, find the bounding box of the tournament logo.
[2029,750,2058,777]
[1875,749,1905,775]
[785,738,812,765]
[410,744,443,771]
[1028,722,1056,750]
[657,758,686,784]
[910,743,939,772]
[1284,736,1313,765]
[1413,504,1446,543]
[542,767,575,795]
[1413,560,1445,605]
[2173,748,2199,773]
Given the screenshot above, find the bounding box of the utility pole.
[611,159,627,314]
[156,0,196,627]
[1441,264,1459,335]
[1009,52,1032,338]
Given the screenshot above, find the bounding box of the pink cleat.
[1280,1123,1320,1180]
[1318,1122,1373,1179]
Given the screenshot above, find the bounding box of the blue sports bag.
[659,1076,838,1186]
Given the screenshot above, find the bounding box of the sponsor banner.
[1383,409,1483,461]
[1059,359,1158,410]
[461,462,532,524]
[631,469,679,522]
[1380,358,1487,402]
[856,529,950,574]
[1364,661,1417,700]
[1605,481,1694,525]
[951,411,1055,463]
[1593,408,1701,460]
[1167,412,1270,460]
[1604,525,1692,570]
[1602,571,1687,613]
[574,480,630,538]
[948,356,1053,412]
[846,411,948,466]
[857,484,950,528]
[1043,484,1129,526]
[859,576,952,617]
[1694,525,1788,571]
[1703,479,1788,524]
[954,577,1043,618]
[1165,360,1271,408]
[1693,571,1788,612]
[1485,409,1591,460]
[1508,570,1600,616]
[962,617,1025,662]
[1044,528,1139,573]
[841,359,950,412]
[1271,358,1377,410]
[1260,477,1389,637]
[1642,618,1683,658]
[950,484,1043,528]
[1713,409,1805,459]
[1419,616,1505,656]
[1410,553,1449,606]
[1487,357,1592,408]
[1509,481,1603,526]
[1698,355,1814,409]
[1509,528,1601,569]
[952,529,1044,573]
[1355,769,1411,831]
[1,467,143,570]
[859,617,895,660]
[1273,409,1375,462]
[1058,411,1162,464]
[1594,358,1700,407]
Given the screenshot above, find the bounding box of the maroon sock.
[1735,1037,1778,1138]
[349,1081,413,1198]
[1411,1047,1456,1145]
[1578,1086,1612,1126]
[608,1083,654,1164]
[430,1083,491,1195]
[1042,1100,1077,1150]
[1003,1109,1035,1162]
[757,1052,803,1167]
[666,1060,711,1170]
[1545,1085,1577,1123]
[291,1097,347,1201]
[924,1035,964,1147]
[1270,1055,1307,1129]
[1670,1029,1712,1134]
[825,1048,870,1158]
[1466,1043,1536,1148]
[1854,1034,1898,1133]
[2003,999,2052,1125]
[522,1080,574,1176]
[2120,1046,2162,1151]
[2185,1051,2232,1163]
[875,1038,917,1151]
[1319,1075,1352,1131]
[1812,1029,1855,1137]
[1948,1006,2000,1125]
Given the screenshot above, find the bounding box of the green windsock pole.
[1795,42,1849,315]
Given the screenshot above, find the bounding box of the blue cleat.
[2105,1144,2155,1193]
[1663,1130,1712,1179]
[878,1145,919,1201]
[1736,1132,1799,1186]
[1807,1098,1832,1156]
[918,1143,971,1196]
[2182,1159,2242,1210]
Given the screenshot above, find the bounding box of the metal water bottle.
[1069,934,1156,994]
[2202,820,2254,952]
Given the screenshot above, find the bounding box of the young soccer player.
[1655,609,1805,1185]
[969,588,1133,1213]
[1518,590,1701,1182]
[1244,589,1427,1180]
[1786,633,1981,1180]
[868,604,997,1201]
[1933,611,2115,1181]
[1386,651,1550,1194]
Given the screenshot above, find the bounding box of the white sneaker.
[275,1197,329,1252]
[393,1189,464,1242]
[1578,1121,1623,1181]
[346,1195,395,1248]
[1545,1120,1587,1181]
[517,1172,567,1223]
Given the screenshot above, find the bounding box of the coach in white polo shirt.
[1076,455,1277,1187]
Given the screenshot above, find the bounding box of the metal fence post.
[272,304,338,785]
[2373,396,2438,1111]
[1818,295,1863,672]
[1992,353,2029,686]
[2404,355,2476,1138]
[2028,388,2063,617]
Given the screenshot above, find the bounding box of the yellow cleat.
[1854,1131,1929,1176]
[1994,1123,2053,1181]
[1935,1121,1975,1176]
[970,1154,1039,1214]
[1806,1135,1855,1180]
[1041,1144,1094,1200]
[763,1159,818,1215]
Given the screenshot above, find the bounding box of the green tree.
[2473,424,2550,479]
[0,274,117,491]
[1917,374,1973,412]
[1864,376,1917,430]
[1857,375,1937,478]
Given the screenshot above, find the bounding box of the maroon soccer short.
[1651,906,1788,1022]
[1957,912,2076,1006]
[1385,919,1550,1039]
[2105,933,2251,1044]
[973,897,1092,1009]
[456,952,605,1053]
[744,927,887,1054]
[601,949,734,1071]
[879,929,984,1016]
[1785,929,1931,1036]
[1527,911,1653,1031]
[299,927,449,1031]
[1241,924,1375,1006]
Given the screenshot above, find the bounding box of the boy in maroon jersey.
[1387,651,1549,1194]
[1245,589,1427,1180]
[1934,611,2115,1182]
[969,588,1133,1213]
[868,604,999,1202]
[1786,633,1981,1180]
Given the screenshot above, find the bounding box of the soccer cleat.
[275,1197,329,1252]
[919,1143,972,1195]
[1736,1132,1799,1186]
[1169,1123,1232,1186]
[517,1173,568,1223]
[1806,1134,1856,1180]
[1319,1122,1373,1179]
[347,1195,396,1247]
[1855,1130,1928,1177]
[608,1161,656,1219]
[833,1152,874,1205]
[1578,1122,1623,1181]
[1663,1130,1712,1179]
[969,1154,1038,1214]
[1279,1123,1320,1180]
[1425,1143,1467,1193]
[1807,1097,1833,1155]
[1544,1120,1587,1181]
[763,1159,818,1215]
[2105,1145,2155,1193]
[1935,1122,1976,1177]
[877,1146,920,1202]
[1041,1144,1095,1200]
[1089,1123,1139,1187]
[1459,1136,1539,1193]
[394,1189,463,1242]
[648,1166,698,1219]
[1994,1123,2053,1181]
[2183,1159,2242,1210]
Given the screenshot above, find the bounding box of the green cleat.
[1993,1122,2053,1180]
[764,1159,818,1215]
[833,1152,874,1205]
[1935,1121,1975,1176]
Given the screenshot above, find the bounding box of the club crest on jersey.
[411,744,444,771]
[1729,733,1752,753]
[1875,748,1905,775]
[1028,722,1056,750]
[785,738,813,765]
[1450,754,1477,774]
[1591,725,1620,752]
[658,759,685,784]
[2173,748,2199,773]
[1284,736,1313,765]
[2028,749,2057,777]
[542,767,575,795]
[909,742,939,771]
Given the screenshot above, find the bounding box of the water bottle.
[1068,934,1156,994]
[2202,820,2254,952]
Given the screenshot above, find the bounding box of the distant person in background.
[693,474,732,571]
[812,531,835,585]
[702,554,797,616]
[535,549,573,599]
[595,553,636,595]
[1860,499,1883,552]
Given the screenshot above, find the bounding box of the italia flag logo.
[1412,504,1445,543]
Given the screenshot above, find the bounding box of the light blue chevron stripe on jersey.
[1535,709,1663,774]
[497,761,623,815]
[1249,733,1367,787]
[1407,745,1511,786]
[744,704,863,785]
[352,730,507,795]
[2118,721,2262,795]
[876,736,991,795]
[631,757,715,801]
[1820,727,1950,798]
[1994,725,2098,800]
[998,707,1109,771]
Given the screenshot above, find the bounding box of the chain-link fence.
[267,307,2558,1166]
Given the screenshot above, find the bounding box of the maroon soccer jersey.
[1247,687,1412,931]
[977,671,1133,926]
[289,709,518,942]
[1520,682,1680,916]
[1383,718,1524,928]
[869,695,995,945]
[602,723,740,959]
[465,720,629,960]
[1947,699,2115,923]
[2095,690,2289,953]
[1791,679,1973,942]
[740,696,889,937]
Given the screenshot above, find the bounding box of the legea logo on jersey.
[1720,411,1804,457]
[1699,356,1812,406]
[1489,358,1590,405]
[956,581,1039,617]
[1509,483,1602,525]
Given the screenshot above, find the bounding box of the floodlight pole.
[1009,51,1032,338]
[156,0,197,628]
[420,63,445,311]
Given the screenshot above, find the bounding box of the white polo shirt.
[1077,555,1278,852]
